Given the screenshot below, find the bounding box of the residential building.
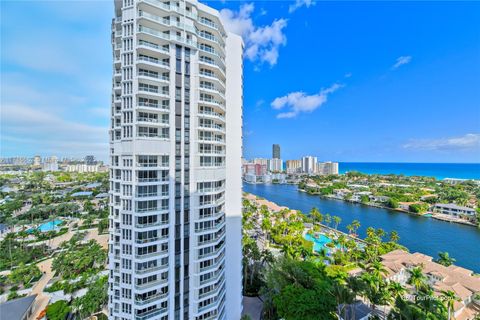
[285,160,301,174]
[243,163,267,176]
[0,157,32,166]
[381,250,480,319]
[316,161,339,175]
[433,203,476,217]
[85,155,96,165]
[301,156,317,174]
[33,155,42,166]
[42,156,59,172]
[272,144,280,159]
[267,158,283,172]
[108,1,243,319]
[66,164,102,173]
[253,158,268,166]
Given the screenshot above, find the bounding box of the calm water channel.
[243,183,480,273]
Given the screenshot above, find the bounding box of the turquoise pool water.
[304,233,335,252]
[29,219,63,233]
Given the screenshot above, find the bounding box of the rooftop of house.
[381,250,480,314]
[0,294,37,320]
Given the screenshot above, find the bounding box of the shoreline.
[243,193,368,247]
[296,187,479,228]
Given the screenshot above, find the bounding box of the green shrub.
[46,300,71,320]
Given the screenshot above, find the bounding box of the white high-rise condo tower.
[108,0,243,319]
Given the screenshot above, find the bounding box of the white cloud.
[403,134,480,151]
[289,0,315,13]
[392,55,412,70]
[1,104,108,160]
[271,83,343,118]
[344,72,352,78]
[220,4,287,67]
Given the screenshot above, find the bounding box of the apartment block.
[108,1,243,319]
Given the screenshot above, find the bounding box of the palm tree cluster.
[241,198,462,320]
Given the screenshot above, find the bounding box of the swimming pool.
[304,233,335,252]
[29,219,63,233]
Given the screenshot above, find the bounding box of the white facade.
[42,156,59,172]
[316,161,339,175]
[66,164,101,173]
[267,158,282,172]
[108,1,243,319]
[433,203,475,216]
[33,155,42,166]
[285,160,301,174]
[253,158,268,166]
[301,156,317,174]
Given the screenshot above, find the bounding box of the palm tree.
[441,290,460,320]
[365,261,388,279]
[408,266,427,292]
[389,230,400,243]
[352,219,361,235]
[346,224,354,235]
[309,207,322,224]
[436,252,456,267]
[388,281,406,300]
[333,216,342,230]
[324,214,332,227]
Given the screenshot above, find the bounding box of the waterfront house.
[351,191,372,202]
[433,203,476,217]
[380,250,480,320]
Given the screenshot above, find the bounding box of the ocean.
[338,162,480,180]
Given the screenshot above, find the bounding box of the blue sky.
[1,1,479,162]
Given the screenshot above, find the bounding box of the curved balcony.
[137,54,170,73]
[139,0,197,19]
[197,228,226,248]
[135,248,169,260]
[196,276,226,301]
[138,39,170,57]
[137,70,169,85]
[135,234,169,245]
[197,251,225,275]
[135,291,169,306]
[135,219,169,229]
[198,266,225,287]
[197,287,226,314]
[136,262,169,275]
[199,70,225,90]
[136,100,170,113]
[196,241,226,262]
[134,277,168,290]
[135,306,168,320]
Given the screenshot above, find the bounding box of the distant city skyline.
[1,1,479,163]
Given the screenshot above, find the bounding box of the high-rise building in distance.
[85,155,96,165]
[301,156,317,174]
[272,144,280,159]
[268,158,283,172]
[108,1,243,319]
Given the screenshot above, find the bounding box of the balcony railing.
[135,220,168,228]
[135,307,167,320]
[135,292,168,306]
[135,235,168,244]
[137,101,169,111]
[138,40,169,54]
